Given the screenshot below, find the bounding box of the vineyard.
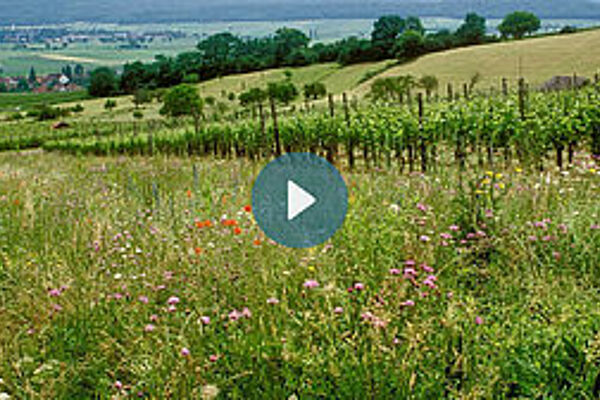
[33,84,600,173]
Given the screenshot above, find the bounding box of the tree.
[369,77,397,102]
[104,99,117,112]
[267,81,298,105]
[160,84,204,134]
[74,64,84,77]
[120,61,147,93]
[0,82,7,93]
[273,28,310,64]
[498,11,541,39]
[71,104,85,113]
[419,75,439,98]
[62,65,73,80]
[197,32,243,74]
[133,88,152,108]
[303,82,327,100]
[456,13,487,45]
[394,30,425,59]
[368,75,415,103]
[182,73,199,84]
[16,78,29,92]
[28,66,37,85]
[372,15,406,58]
[239,87,267,107]
[205,96,217,107]
[73,64,85,85]
[28,104,63,121]
[405,16,425,35]
[337,37,377,65]
[89,67,118,97]
[424,29,456,52]
[285,47,317,66]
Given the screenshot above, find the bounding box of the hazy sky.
[2,0,600,24]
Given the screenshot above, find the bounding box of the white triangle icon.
[287,180,316,221]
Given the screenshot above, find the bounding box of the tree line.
[88,11,543,98]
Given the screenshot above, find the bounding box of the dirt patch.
[38,53,100,64]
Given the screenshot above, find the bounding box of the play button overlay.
[252,152,348,248]
[287,180,316,221]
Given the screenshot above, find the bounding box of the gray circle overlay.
[252,152,348,248]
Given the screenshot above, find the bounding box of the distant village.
[0,25,187,50]
[0,65,87,94]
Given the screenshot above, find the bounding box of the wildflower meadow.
[0,148,599,398]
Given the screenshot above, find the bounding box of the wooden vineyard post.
[567,98,575,165]
[343,92,354,170]
[447,83,453,102]
[512,77,528,168]
[487,106,494,168]
[518,78,526,120]
[269,98,282,157]
[418,93,427,173]
[573,72,578,91]
[326,93,336,164]
[328,93,335,118]
[258,102,266,158]
[502,78,508,96]
[463,83,469,100]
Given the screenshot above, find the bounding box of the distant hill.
[3,0,600,25]
[357,29,600,95]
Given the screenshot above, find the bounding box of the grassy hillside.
[358,29,600,95]
[198,61,392,98]
[38,61,391,122]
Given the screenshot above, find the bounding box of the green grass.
[0,91,90,112]
[358,29,600,95]
[0,150,599,398]
[198,61,393,99]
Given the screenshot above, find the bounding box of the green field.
[0,91,90,112]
